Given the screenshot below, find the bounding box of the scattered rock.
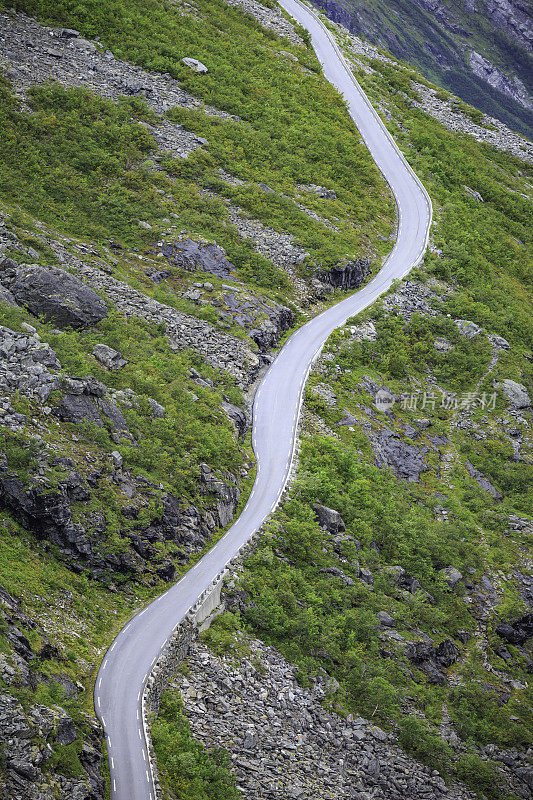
[171,637,478,800]
[319,566,354,585]
[298,184,337,200]
[313,504,345,533]
[377,611,396,627]
[439,566,464,589]
[455,319,481,339]
[463,185,484,201]
[92,343,127,370]
[182,57,208,73]
[497,379,531,409]
[434,336,452,352]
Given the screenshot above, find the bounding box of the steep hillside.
[0,1,394,797]
[310,0,533,139]
[0,1,530,800]
[163,5,532,800]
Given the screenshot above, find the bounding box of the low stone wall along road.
[94,1,433,798]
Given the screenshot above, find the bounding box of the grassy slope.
[1,0,393,276]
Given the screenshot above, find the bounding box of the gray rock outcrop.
[465,459,502,500]
[469,50,532,111]
[439,566,464,589]
[497,379,531,408]
[161,239,236,278]
[92,343,127,370]
[371,425,430,482]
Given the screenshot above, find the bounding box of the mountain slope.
[309,0,533,139]
[0,1,394,797]
[158,5,532,800]
[0,1,530,799]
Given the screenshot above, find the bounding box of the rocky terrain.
[171,637,478,800]
[0,583,105,800]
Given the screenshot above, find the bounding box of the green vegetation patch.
[152,691,239,800]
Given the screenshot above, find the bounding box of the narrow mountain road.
[95,2,432,798]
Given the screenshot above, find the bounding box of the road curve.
[95,2,432,798]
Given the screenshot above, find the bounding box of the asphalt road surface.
[95,2,432,797]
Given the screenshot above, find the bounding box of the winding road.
[94,1,432,797]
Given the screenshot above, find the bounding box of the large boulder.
[161,239,235,278]
[313,504,345,533]
[182,57,208,73]
[373,426,429,482]
[455,319,482,338]
[497,379,531,409]
[9,264,107,329]
[92,343,127,370]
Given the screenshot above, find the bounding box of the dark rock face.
[318,257,370,290]
[407,638,460,684]
[496,613,533,645]
[247,300,294,351]
[53,378,131,439]
[161,239,236,278]
[0,465,92,558]
[372,426,429,482]
[8,264,107,328]
[140,468,240,561]
[314,503,346,533]
[199,462,240,527]
[221,400,248,438]
[214,289,294,352]
[0,450,239,581]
